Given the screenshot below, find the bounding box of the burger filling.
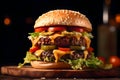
[18,26,103,69]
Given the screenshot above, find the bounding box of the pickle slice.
[70,46,85,50]
[41,45,56,51]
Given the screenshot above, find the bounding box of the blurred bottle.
[97,24,117,60]
[97,0,117,60]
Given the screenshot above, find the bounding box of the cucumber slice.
[70,46,85,50]
[41,45,56,51]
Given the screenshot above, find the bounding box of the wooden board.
[1,66,120,78]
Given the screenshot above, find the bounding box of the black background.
[0,0,120,66]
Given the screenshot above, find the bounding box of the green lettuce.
[18,51,40,68]
[82,32,94,39]
[29,32,54,37]
[66,53,103,70]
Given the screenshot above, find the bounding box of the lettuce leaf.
[28,32,40,38]
[67,58,85,70]
[82,32,94,39]
[66,53,103,70]
[18,51,40,68]
[85,53,103,68]
[29,32,54,37]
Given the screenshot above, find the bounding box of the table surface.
[1,66,120,80]
[0,75,120,80]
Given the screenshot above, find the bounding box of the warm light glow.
[115,14,120,23]
[4,17,11,25]
[25,17,33,24]
[105,0,111,6]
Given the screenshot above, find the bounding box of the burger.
[18,9,103,70]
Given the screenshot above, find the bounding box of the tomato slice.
[58,47,71,51]
[48,26,66,32]
[34,27,48,32]
[87,47,94,52]
[68,27,84,32]
[29,46,39,53]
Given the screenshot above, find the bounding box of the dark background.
[0,0,120,66]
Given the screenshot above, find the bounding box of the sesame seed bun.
[30,61,71,69]
[34,9,92,32]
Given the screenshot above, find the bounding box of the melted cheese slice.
[83,50,88,59]
[53,49,73,62]
[34,49,44,56]
[32,36,43,46]
[49,33,63,43]
[75,33,82,40]
[83,36,90,59]
[84,36,91,49]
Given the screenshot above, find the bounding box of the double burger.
[18,9,103,69]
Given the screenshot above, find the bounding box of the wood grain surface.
[1,66,120,78]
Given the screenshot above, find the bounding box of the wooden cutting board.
[1,66,120,78]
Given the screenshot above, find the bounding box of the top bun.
[34,9,92,32]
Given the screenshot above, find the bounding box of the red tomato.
[97,56,106,64]
[68,27,84,32]
[34,27,48,32]
[29,46,39,53]
[109,56,120,67]
[48,26,66,32]
[87,47,94,53]
[58,47,71,51]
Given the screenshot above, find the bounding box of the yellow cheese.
[49,33,63,43]
[84,50,88,59]
[32,36,42,46]
[84,36,91,49]
[34,49,44,56]
[75,33,82,40]
[53,49,73,62]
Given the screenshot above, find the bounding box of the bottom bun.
[30,61,71,69]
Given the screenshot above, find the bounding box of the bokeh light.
[115,14,120,23]
[4,17,11,26]
[25,17,33,24]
